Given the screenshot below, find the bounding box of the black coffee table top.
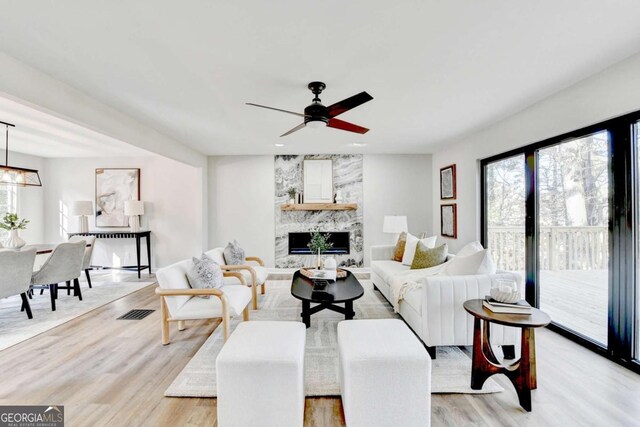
[291,269,364,304]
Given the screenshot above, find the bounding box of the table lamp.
[69,201,93,233]
[383,215,408,243]
[124,200,144,232]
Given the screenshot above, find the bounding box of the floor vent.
[117,309,155,320]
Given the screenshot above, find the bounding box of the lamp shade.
[69,201,93,216]
[383,215,407,234]
[124,200,144,216]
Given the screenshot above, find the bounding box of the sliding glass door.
[537,131,610,345]
[481,110,640,370]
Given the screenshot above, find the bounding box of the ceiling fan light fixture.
[306,119,326,129]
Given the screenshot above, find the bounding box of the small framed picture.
[440,164,456,200]
[441,204,457,238]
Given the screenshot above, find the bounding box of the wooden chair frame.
[155,272,249,345]
[221,256,266,310]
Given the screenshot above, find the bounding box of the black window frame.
[480,109,640,373]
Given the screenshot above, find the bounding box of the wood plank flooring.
[1,280,640,426]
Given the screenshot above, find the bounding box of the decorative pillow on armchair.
[411,242,448,269]
[223,240,246,265]
[187,254,223,298]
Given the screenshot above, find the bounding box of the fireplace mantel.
[280,203,357,211]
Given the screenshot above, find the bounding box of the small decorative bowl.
[490,288,521,304]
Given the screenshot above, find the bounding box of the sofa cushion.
[402,234,437,266]
[238,265,268,286]
[411,242,448,269]
[456,241,484,257]
[393,232,407,262]
[371,260,410,284]
[443,249,496,276]
[205,248,226,265]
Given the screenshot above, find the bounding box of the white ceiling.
[0,96,151,158]
[1,1,640,155]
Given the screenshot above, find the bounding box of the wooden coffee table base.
[301,300,354,328]
[471,318,537,411]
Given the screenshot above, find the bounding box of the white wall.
[431,52,640,252]
[43,155,205,269]
[208,154,433,267]
[363,154,432,264]
[208,156,276,266]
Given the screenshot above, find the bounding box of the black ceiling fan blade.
[326,91,373,118]
[280,122,306,137]
[327,118,369,134]
[246,103,308,117]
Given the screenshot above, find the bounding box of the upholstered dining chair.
[205,247,267,310]
[68,235,96,288]
[31,241,86,311]
[0,248,37,319]
[155,259,252,345]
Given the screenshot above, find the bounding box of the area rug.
[165,280,503,397]
[0,272,155,351]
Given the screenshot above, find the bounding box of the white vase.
[289,198,295,204]
[6,229,26,249]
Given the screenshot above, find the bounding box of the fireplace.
[288,232,350,255]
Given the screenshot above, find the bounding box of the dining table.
[23,243,92,255]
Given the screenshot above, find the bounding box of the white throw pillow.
[401,234,437,266]
[456,241,484,257]
[443,249,497,276]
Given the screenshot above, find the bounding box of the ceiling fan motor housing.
[305,81,328,125]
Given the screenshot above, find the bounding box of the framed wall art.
[441,203,457,238]
[440,164,456,200]
[95,168,140,227]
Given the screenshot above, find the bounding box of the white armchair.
[0,248,37,319]
[205,248,267,310]
[155,259,252,345]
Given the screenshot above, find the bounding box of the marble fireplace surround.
[274,154,364,268]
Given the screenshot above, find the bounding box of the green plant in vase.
[307,231,333,269]
[287,187,297,204]
[0,212,29,249]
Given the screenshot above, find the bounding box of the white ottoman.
[216,321,306,427]
[337,319,431,427]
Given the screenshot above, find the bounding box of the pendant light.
[0,120,42,187]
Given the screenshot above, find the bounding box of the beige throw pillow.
[402,234,438,266]
[411,242,448,270]
[393,232,407,262]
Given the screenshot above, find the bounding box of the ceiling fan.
[246,82,373,137]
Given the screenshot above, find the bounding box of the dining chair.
[31,241,86,311]
[0,248,38,319]
[68,235,96,289]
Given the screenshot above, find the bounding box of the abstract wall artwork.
[441,203,457,238]
[440,164,456,199]
[95,168,140,227]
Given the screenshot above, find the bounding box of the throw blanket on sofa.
[389,265,445,312]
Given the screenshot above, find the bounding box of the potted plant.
[287,187,297,204]
[307,231,333,269]
[0,212,29,249]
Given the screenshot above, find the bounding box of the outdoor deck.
[537,269,608,344]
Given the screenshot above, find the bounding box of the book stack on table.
[482,296,532,315]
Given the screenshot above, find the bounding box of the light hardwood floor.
[1,280,640,427]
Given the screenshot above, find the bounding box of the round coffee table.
[463,299,551,412]
[291,269,364,328]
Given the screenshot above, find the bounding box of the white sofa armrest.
[417,272,522,347]
[370,245,396,262]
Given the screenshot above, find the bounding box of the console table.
[67,231,151,278]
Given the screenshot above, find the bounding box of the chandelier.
[0,120,42,187]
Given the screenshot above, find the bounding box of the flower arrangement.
[0,213,29,231]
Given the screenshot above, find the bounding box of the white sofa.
[370,244,519,357]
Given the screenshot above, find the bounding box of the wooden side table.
[463,299,551,412]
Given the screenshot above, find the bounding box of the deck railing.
[487,226,608,271]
